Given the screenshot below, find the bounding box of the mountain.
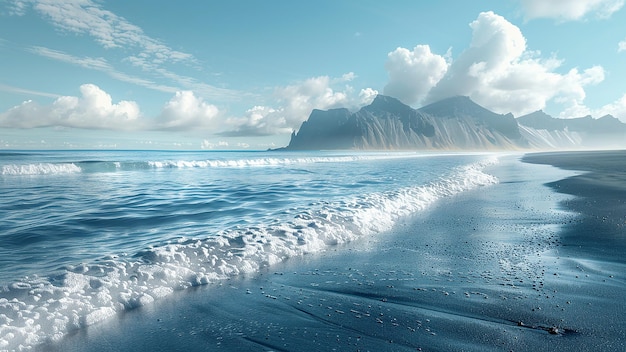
[284,95,525,150]
[517,111,626,149]
[281,95,626,150]
[419,96,521,140]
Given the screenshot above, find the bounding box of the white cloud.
[222,105,290,137]
[596,94,626,121]
[519,0,624,21]
[221,74,371,136]
[6,0,27,15]
[0,83,61,99]
[422,11,604,116]
[29,46,179,93]
[1,73,371,137]
[0,85,228,132]
[201,140,229,150]
[562,94,626,121]
[359,88,379,106]
[29,46,110,71]
[156,91,220,131]
[19,0,193,63]
[0,84,141,129]
[619,39,626,52]
[277,75,351,124]
[383,45,449,105]
[14,1,240,101]
[337,72,357,83]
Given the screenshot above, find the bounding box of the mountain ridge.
[281,95,626,150]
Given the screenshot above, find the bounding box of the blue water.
[0,150,498,349]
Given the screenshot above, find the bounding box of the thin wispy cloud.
[29,46,110,71]
[22,0,194,64]
[29,46,178,93]
[0,83,61,99]
[151,66,243,101]
[11,0,240,101]
[519,0,625,21]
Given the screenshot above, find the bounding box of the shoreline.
[523,150,626,262]
[36,152,626,351]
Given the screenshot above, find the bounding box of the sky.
[1,0,626,150]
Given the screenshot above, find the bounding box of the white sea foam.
[146,154,436,169]
[1,154,456,175]
[0,157,498,350]
[1,163,82,176]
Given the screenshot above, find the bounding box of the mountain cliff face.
[282,95,626,150]
[517,111,626,149]
[285,95,525,150]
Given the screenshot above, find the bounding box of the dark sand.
[37,152,626,351]
[523,150,626,263]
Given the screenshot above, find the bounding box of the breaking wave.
[2,154,431,176]
[1,163,81,176]
[0,157,498,350]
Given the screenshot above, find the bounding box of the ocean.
[0,150,499,350]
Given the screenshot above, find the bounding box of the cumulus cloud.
[359,88,379,106]
[222,74,368,136]
[383,45,449,105]
[0,78,372,135]
[0,84,226,131]
[596,94,626,121]
[519,0,624,21]
[220,105,287,137]
[156,91,220,131]
[421,11,604,116]
[201,140,229,150]
[562,94,626,121]
[2,73,377,137]
[619,39,626,52]
[277,75,351,123]
[0,84,141,129]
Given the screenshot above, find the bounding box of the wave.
[1,153,438,176]
[0,163,81,176]
[146,154,422,169]
[0,157,498,350]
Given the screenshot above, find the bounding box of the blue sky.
[1,0,626,149]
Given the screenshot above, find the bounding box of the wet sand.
[37,152,626,351]
[523,150,626,263]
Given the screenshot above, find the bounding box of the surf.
[0,151,498,350]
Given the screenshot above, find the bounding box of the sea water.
[0,150,498,350]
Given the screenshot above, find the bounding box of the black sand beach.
[523,150,626,263]
[37,151,626,352]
